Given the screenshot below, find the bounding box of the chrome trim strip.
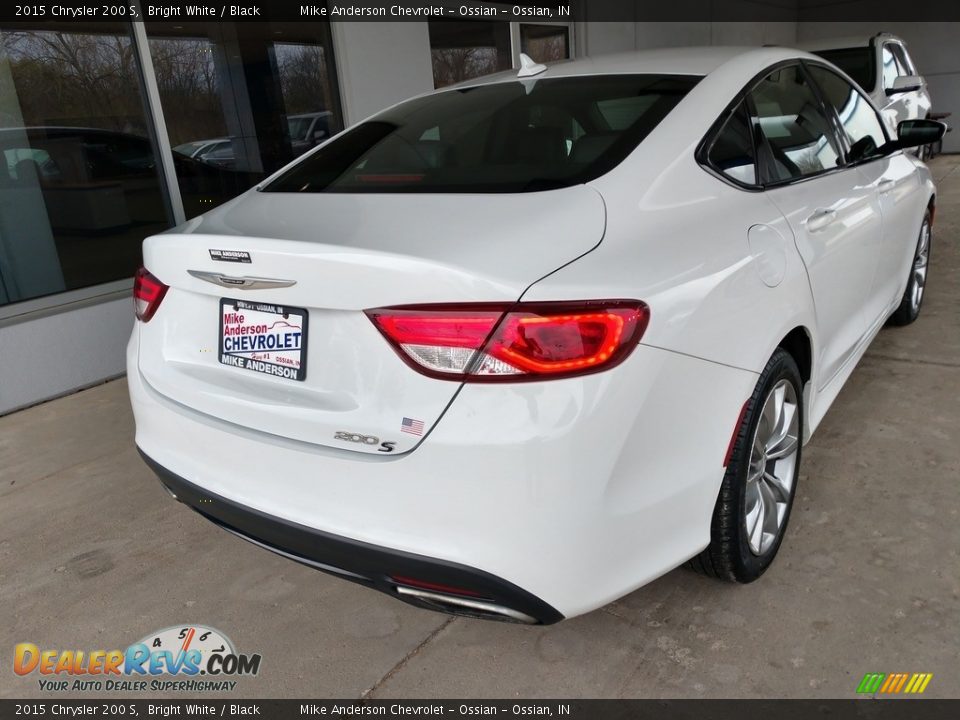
[187,270,296,290]
[395,586,538,624]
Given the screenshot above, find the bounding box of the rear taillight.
[366,300,649,382]
[133,267,168,322]
[389,575,488,599]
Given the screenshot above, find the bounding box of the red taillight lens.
[390,575,487,598]
[133,267,168,322]
[366,301,649,382]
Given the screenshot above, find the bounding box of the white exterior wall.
[0,297,131,415]
[330,22,435,124]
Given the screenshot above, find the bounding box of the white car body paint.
[747,225,789,288]
[129,46,936,621]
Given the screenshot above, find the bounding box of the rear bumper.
[129,325,758,619]
[140,449,561,624]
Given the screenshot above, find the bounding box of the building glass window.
[428,21,512,89]
[0,21,172,307]
[145,21,342,219]
[519,24,570,64]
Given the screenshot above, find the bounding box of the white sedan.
[129,47,944,623]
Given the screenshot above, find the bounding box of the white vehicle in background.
[172,138,230,161]
[286,111,334,156]
[803,34,932,149]
[129,47,944,624]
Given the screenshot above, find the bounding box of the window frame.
[512,21,574,67]
[427,5,575,90]
[697,59,891,193]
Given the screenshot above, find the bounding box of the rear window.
[263,75,700,194]
[813,47,876,93]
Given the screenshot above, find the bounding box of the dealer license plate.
[219,298,308,381]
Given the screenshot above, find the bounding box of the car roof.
[447,46,824,89]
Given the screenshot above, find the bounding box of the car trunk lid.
[136,186,605,453]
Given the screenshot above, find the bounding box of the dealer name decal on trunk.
[209,249,251,263]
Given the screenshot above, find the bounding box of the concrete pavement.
[2,156,958,699]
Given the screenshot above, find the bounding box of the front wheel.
[690,349,803,582]
[889,209,932,326]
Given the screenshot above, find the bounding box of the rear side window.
[814,47,876,92]
[887,43,915,76]
[807,65,888,163]
[749,65,842,184]
[263,75,700,194]
[894,44,917,75]
[881,44,906,90]
[706,101,757,185]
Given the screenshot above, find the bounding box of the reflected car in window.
[129,48,942,624]
[286,111,334,156]
[173,138,229,160]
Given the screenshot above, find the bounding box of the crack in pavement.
[360,616,456,698]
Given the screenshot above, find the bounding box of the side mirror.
[312,129,328,144]
[886,75,923,96]
[896,119,947,149]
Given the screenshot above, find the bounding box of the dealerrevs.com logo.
[14,625,261,693]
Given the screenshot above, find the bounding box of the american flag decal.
[401,417,425,436]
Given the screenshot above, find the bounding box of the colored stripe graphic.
[906,673,933,694]
[857,672,932,695]
[857,673,886,694]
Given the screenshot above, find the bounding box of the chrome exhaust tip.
[395,585,539,624]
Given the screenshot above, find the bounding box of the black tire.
[889,209,932,327]
[689,349,803,583]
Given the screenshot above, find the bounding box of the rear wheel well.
[778,328,812,386]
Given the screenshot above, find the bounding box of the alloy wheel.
[744,379,800,555]
[910,219,931,313]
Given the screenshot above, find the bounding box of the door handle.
[805,209,837,232]
[878,178,896,194]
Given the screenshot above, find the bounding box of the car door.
[750,64,883,389]
[806,63,927,326]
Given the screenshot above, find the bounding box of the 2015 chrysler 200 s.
[129,47,945,624]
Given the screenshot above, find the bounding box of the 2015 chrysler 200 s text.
[129,47,944,624]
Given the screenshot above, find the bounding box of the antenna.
[517,53,548,78]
